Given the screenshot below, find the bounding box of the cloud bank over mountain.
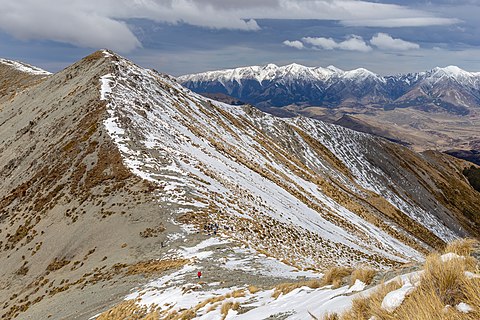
[0,0,458,51]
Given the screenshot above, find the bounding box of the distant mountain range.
[178,64,480,115]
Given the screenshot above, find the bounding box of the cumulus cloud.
[0,1,141,52]
[302,37,338,50]
[370,33,420,50]
[303,35,372,52]
[0,0,458,52]
[283,40,304,50]
[340,36,373,52]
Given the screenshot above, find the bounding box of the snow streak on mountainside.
[0,58,51,103]
[99,51,477,269]
[178,63,480,112]
[0,58,51,75]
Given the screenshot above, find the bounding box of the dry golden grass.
[350,268,376,286]
[248,285,260,294]
[321,267,352,288]
[420,253,475,305]
[462,277,480,316]
[333,239,480,320]
[340,280,402,320]
[391,251,479,320]
[165,309,196,320]
[220,301,239,318]
[272,279,322,299]
[322,313,339,320]
[97,300,159,320]
[167,288,245,319]
[162,308,194,320]
[231,289,245,298]
[193,295,226,312]
[444,238,478,256]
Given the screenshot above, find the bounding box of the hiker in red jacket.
[197,271,202,279]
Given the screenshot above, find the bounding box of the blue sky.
[1,0,479,76]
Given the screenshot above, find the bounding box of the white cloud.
[338,36,372,52]
[303,35,372,52]
[0,0,458,52]
[302,37,338,50]
[370,33,420,51]
[0,1,141,52]
[283,40,304,50]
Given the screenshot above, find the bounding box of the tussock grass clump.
[419,253,474,305]
[46,258,70,272]
[231,289,245,298]
[350,268,376,286]
[271,266,353,300]
[272,279,322,299]
[340,280,402,320]
[97,300,159,320]
[165,309,195,320]
[444,238,478,256]
[392,252,479,320]
[322,312,339,320]
[321,267,352,288]
[462,277,480,313]
[192,295,226,312]
[248,285,259,294]
[220,301,239,318]
[331,239,480,320]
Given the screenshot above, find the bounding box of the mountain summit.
[1,51,479,319]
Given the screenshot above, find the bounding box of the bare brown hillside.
[0,52,183,319]
[0,60,49,103]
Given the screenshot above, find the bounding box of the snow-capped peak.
[326,65,344,73]
[427,65,480,81]
[283,62,306,70]
[0,58,51,76]
[442,65,466,74]
[431,65,471,77]
[263,63,278,69]
[420,65,480,87]
[343,68,378,79]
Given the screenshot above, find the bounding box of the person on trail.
[197,271,202,279]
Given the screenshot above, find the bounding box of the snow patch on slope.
[381,280,415,312]
[0,58,51,75]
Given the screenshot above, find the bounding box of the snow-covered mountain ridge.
[0,58,51,76]
[178,63,480,112]
[100,50,479,269]
[0,58,51,102]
